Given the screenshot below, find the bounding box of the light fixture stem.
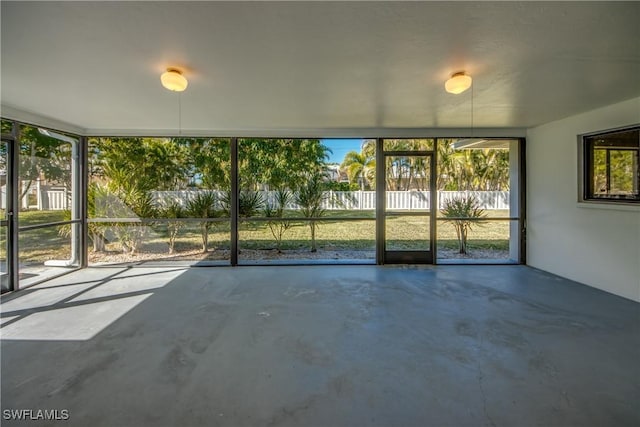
[178,92,182,136]
[471,80,474,137]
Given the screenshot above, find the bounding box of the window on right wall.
[581,126,640,204]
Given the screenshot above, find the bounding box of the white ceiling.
[1,1,639,136]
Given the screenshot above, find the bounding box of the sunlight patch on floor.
[1,294,151,341]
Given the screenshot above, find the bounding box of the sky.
[321,139,363,164]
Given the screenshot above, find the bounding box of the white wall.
[526,97,640,302]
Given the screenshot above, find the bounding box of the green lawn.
[7,210,70,265]
[18,210,69,226]
[12,209,512,265]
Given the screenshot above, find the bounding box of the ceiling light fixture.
[161,68,188,92]
[445,71,472,94]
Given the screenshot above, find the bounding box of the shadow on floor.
[1,265,639,427]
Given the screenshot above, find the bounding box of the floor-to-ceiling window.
[14,124,81,287]
[0,118,525,283]
[436,138,522,263]
[87,137,231,266]
[318,139,376,263]
[237,138,376,264]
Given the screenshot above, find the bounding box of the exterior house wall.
[526,97,640,301]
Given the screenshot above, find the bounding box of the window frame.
[579,125,640,206]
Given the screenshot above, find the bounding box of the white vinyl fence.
[9,188,509,211]
[152,190,510,211]
[1,183,70,211]
[42,189,70,210]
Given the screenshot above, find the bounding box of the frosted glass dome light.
[161,68,188,92]
[445,72,472,94]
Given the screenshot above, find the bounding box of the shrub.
[116,188,156,254]
[186,191,217,252]
[440,195,487,254]
[157,201,185,254]
[239,191,265,217]
[220,190,265,218]
[263,189,292,253]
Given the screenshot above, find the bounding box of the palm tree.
[441,195,487,254]
[186,191,217,252]
[263,188,293,253]
[296,173,326,252]
[157,201,185,254]
[64,182,112,252]
[341,150,375,190]
[437,142,456,190]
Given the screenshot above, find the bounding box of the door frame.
[376,139,437,264]
[1,132,18,293]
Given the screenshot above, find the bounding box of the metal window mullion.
[431,149,437,262]
[605,149,611,193]
[383,150,433,157]
[68,136,81,267]
[80,136,89,268]
[230,137,238,266]
[519,137,527,264]
[375,138,384,264]
[635,149,639,194]
[237,216,377,222]
[434,217,519,221]
[10,123,20,290]
[19,219,81,232]
[88,217,231,223]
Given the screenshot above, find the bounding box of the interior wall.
[526,97,640,302]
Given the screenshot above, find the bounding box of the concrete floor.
[1,265,638,426]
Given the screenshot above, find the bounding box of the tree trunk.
[169,233,176,254]
[92,232,106,252]
[454,223,465,254]
[459,225,468,254]
[201,223,209,252]
[310,223,317,252]
[168,226,176,254]
[276,227,282,253]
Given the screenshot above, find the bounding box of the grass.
[18,210,69,226]
[2,210,71,265]
[12,209,513,265]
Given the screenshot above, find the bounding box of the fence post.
[36,179,41,210]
